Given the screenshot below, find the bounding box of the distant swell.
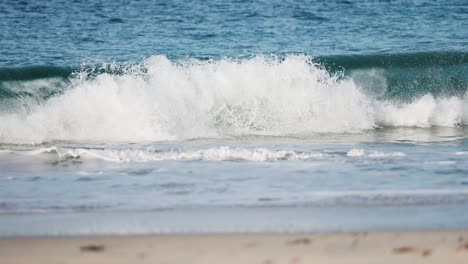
[0,54,467,144]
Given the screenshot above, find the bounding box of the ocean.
[0,0,467,236]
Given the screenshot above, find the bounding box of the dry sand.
[1,231,468,264]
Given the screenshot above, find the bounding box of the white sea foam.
[347,148,406,158]
[3,146,412,162]
[368,151,406,158]
[375,95,467,127]
[13,146,325,162]
[0,55,466,144]
[346,148,365,157]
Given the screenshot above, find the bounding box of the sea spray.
[0,55,467,145]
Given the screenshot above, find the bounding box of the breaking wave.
[0,54,467,144]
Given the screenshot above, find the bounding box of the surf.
[0,53,467,145]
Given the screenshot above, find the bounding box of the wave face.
[0,54,467,144]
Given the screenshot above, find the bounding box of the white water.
[0,145,416,163]
[0,55,467,144]
[346,148,406,157]
[0,146,326,162]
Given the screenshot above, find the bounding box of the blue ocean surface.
[0,0,467,236]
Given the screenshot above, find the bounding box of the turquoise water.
[0,0,467,235]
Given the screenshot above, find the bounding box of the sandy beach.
[1,231,468,264]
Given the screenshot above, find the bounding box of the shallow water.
[1,130,467,235]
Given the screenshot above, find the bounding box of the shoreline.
[2,205,468,237]
[2,231,468,263]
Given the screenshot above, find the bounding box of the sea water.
[0,0,467,236]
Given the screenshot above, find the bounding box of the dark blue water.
[1,0,467,66]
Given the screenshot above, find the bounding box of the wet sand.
[1,231,468,264]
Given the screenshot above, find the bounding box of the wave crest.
[0,55,466,144]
